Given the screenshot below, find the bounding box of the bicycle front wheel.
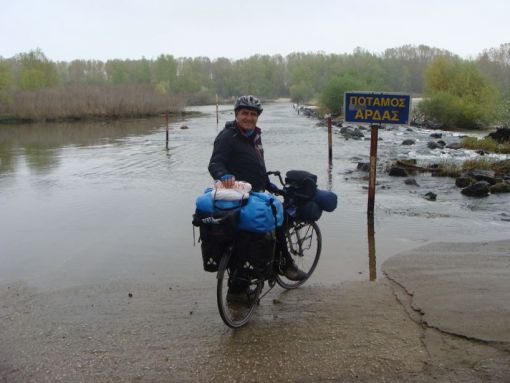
[216,249,262,328]
[277,221,322,289]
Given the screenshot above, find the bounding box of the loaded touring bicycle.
[193,170,337,328]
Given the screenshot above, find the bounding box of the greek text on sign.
[344,92,411,125]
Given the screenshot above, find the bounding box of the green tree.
[289,81,313,103]
[476,43,510,100]
[419,57,500,129]
[0,60,12,104]
[105,60,128,84]
[15,49,58,90]
[153,54,177,90]
[319,73,370,114]
[211,57,235,97]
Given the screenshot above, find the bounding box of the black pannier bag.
[234,230,275,278]
[285,170,318,201]
[193,212,237,272]
[297,200,323,222]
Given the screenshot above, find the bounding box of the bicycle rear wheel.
[216,249,262,328]
[277,221,322,289]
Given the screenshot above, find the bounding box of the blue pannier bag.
[196,189,283,232]
[314,189,337,212]
[195,188,244,217]
[238,192,283,233]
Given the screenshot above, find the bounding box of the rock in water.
[405,178,420,187]
[389,166,408,177]
[461,181,491,197]
[424,192,437,201]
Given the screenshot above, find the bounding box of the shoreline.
[0,110,202,125]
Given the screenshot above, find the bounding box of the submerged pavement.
[383,239,510,344]
[1,240,509,382]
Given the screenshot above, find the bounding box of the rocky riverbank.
[309,109,510,203]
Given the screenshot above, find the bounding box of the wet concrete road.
[1,240,509,382]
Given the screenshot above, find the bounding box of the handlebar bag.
[238,192,283,233]
[285,170,318,201]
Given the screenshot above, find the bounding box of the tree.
[419,57,500,129]
[319,73,370,114]
[289,81,313,103]
[15,49,58,90]
[153,54,177,91]
[211,57,235,97]
[476,43,510,99]
[105,60,128,84]
[0,60,12,104]
[382,44,457,94]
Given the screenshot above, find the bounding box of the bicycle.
[215,170,322,328]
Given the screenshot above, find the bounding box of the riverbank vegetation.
[460,136,510,154]
[435,158,510,178]
[418,58,501,130]
[0,44,509,127]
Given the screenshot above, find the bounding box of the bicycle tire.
[277,221,322,289]
[216,248,262,328]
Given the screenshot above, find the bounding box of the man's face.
[235,108,258,131]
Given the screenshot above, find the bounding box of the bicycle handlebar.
[267,171,288,197]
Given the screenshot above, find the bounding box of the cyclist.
[208,95,306,302]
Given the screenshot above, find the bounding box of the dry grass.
[460,136,510,154]
[5,84,186,121]
[435,158,510,178]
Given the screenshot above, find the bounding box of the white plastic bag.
[213,181,252,201]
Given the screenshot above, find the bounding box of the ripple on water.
[0,103,509,289]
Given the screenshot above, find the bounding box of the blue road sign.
[344,92,411,125]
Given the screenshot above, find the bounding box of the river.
[1,101,509,290]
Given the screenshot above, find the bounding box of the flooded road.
[1,102,509,290]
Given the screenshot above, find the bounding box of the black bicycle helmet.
[234,95,263,115]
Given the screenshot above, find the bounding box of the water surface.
[1,103,509,289]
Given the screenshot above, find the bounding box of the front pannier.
[284,170,338,222]
[297,200,323,222]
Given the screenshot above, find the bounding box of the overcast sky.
[1,0,509,61]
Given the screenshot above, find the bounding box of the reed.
[4,84,186,121]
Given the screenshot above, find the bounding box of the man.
[208,95,306,302]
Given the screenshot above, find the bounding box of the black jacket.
[208,121,269,192]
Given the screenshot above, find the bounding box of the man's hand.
[220,174,235,188]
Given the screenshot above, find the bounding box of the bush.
[419,92,489,129]
[419,58,500,129]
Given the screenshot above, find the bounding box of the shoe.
[283,261,307,281]
[226,289,252,305]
